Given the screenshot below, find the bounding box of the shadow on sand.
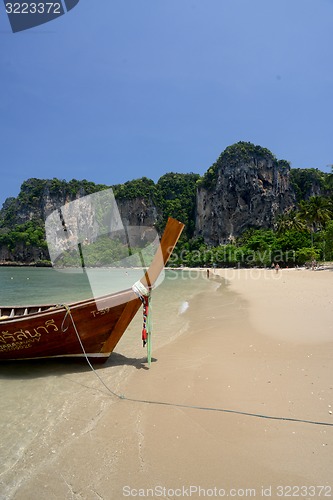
[0,352,156,380]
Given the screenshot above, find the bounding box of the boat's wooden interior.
[0,288,135,322]
[0,305,56,320]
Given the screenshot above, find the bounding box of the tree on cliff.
[274,210,306,235]
[297,196,332,246]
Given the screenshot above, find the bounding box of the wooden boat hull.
[0,218,184,363]
[0,290,138,362]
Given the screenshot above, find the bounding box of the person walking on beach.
[275,263,280,273]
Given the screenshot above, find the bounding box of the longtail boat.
[0,216,184,363]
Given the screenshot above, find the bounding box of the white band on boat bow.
[132,280,150,299]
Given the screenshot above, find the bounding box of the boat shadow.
[0,352,156,379]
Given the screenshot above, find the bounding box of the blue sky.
[1,0,333,206]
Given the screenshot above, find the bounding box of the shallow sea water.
[0,268,228,498]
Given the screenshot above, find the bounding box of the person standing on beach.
[275,263,280,273]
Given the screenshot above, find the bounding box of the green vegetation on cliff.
[112,177,155,200]
[0,220,47,251]
[111,173,199,238]
[155,172,200,238]
[290,168,329,202]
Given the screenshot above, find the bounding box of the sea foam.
[178,301,189,315]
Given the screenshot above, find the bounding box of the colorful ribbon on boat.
[132,281,152,367]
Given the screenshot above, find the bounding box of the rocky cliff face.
[116,197,157,227]
[0,178,158,229]
[0,242,47,264]
[0,179,85,228]
[0,178,158,264]
[195,143,296,245]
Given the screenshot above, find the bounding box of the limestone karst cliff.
[195,142,296,245]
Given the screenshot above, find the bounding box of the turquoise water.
[0,267,149,306]
[0,267,223,362]
[0,267,218,345]
[0,267,218,306]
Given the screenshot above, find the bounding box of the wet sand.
[1,269,333,499]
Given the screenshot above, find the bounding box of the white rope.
[132,280,150,300]
[60,304,124,399]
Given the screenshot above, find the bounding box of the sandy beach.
[1,268,333,499]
